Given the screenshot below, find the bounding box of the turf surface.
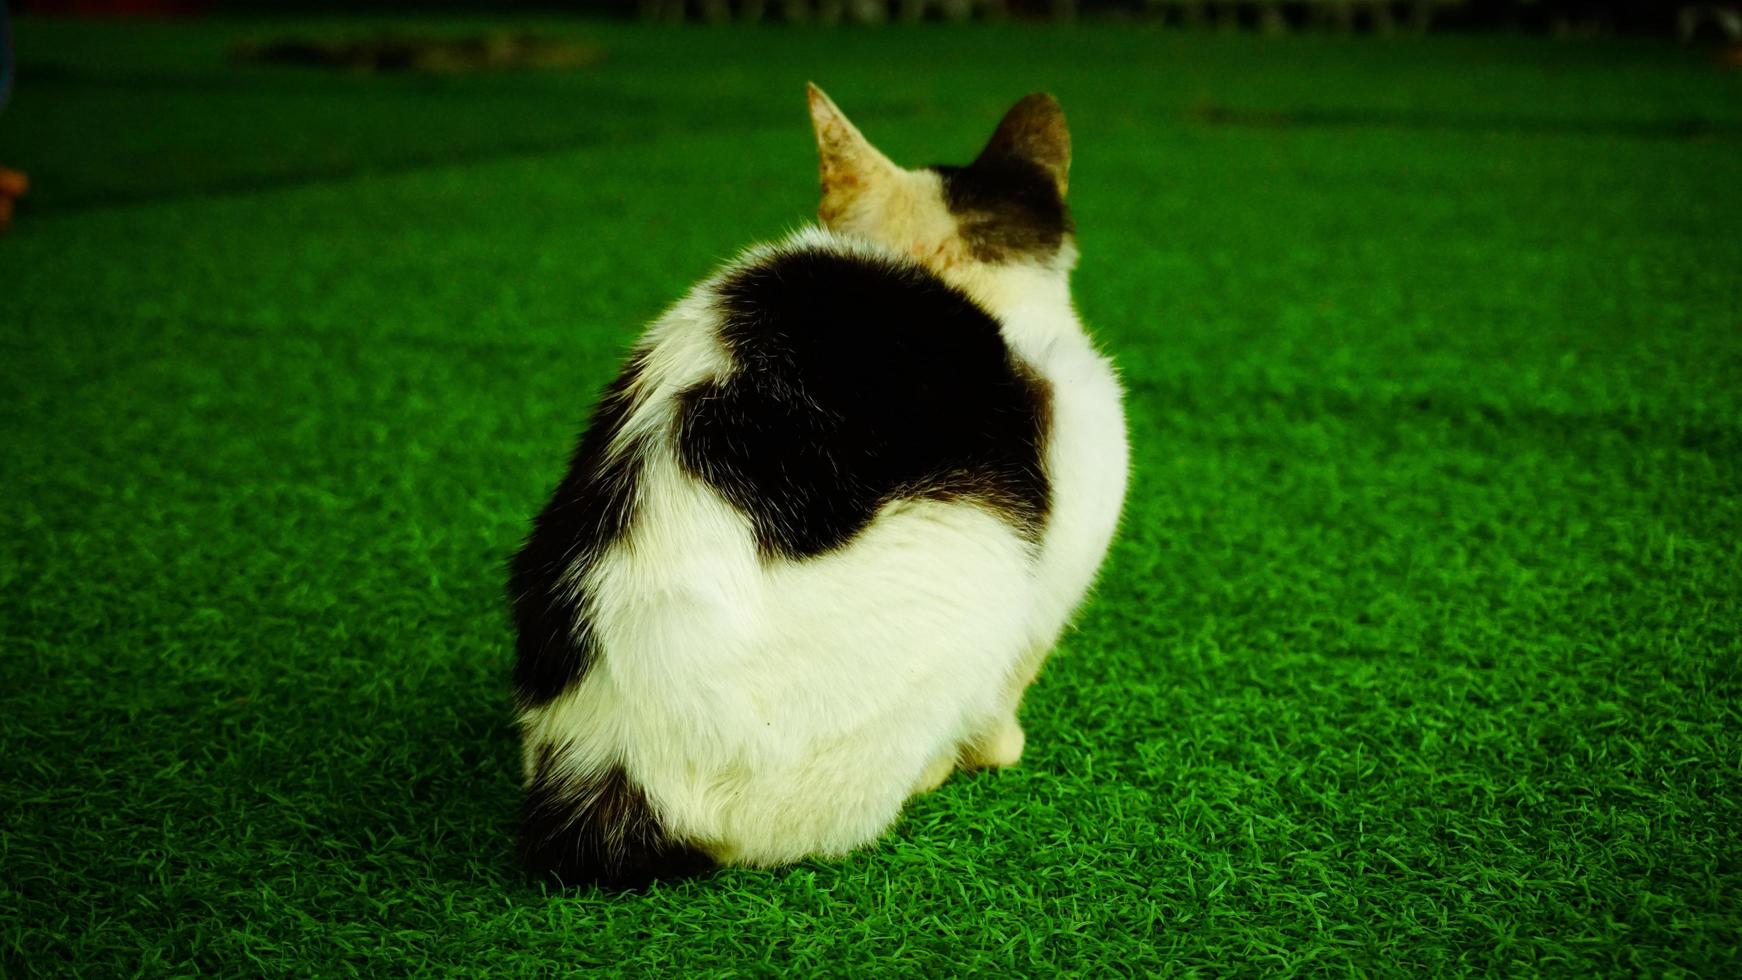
[3,15,1741,976]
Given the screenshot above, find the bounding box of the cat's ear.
[807,83,900,225]
[975,93,1071,198]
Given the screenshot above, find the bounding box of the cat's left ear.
[975,93,1071,198]
[807,83,900,226]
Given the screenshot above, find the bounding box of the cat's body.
[510,87,1127,889]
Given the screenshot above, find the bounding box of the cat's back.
[670,231,1052,560]
[508,230,1049,691]
[710,234,1006,379]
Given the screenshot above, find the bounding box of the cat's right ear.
[807,83,899,227]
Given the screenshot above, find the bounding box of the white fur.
[520,226,1128,866]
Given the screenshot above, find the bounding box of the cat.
[508,84,1128,890]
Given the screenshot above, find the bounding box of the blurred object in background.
[612,0,1739,34]
[3,0,1733,35]
[0,0,22,232]
[1142,1,1461,34]
[233,31,605,74]
[1679,3,1742,41]
[636,0,1011,23]
[20,0,206,14]
[0,166,24,229]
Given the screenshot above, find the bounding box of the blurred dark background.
[11,1,1741,38]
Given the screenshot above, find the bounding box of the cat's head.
[807,85,1075,297]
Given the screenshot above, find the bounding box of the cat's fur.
[509,85,1128,889]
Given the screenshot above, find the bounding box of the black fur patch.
[507,354,647,709]
[521,752,716,891]
[933,158,1071,263]
[676,247,1051,560]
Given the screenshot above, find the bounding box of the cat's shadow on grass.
[246,585,1036,899]
[230,646,531,896]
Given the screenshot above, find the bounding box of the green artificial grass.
[3,16,1741,976]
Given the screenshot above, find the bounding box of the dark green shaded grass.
[3,17,1740,976]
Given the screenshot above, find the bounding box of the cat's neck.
[941,260,1081,361]
[787,226,1084,359]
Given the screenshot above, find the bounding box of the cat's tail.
[520,758,716,891]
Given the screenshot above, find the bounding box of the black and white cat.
[509,85,1128,889]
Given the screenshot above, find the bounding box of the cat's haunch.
[508,87,1128,890]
